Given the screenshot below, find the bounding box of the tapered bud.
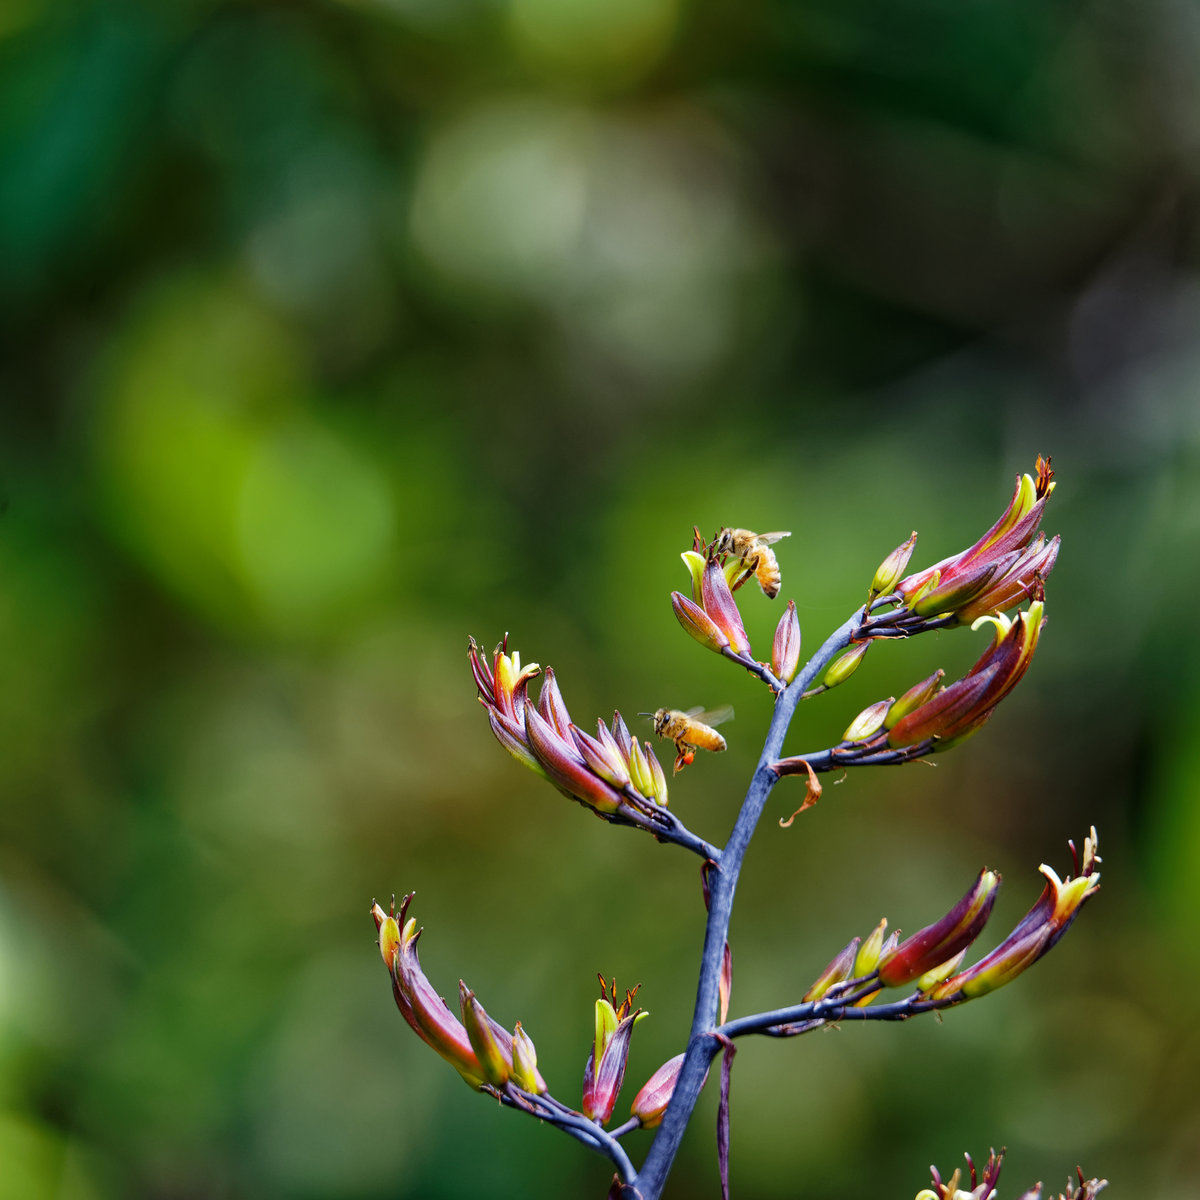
[910,555,1012,618]
[772,600,802,683]
[628,738,656,800]
[570,725,631,789]
[510,1022,545,1094]
[854,918,888,977]
[915,948,966,991]
[876,870,1000,987]
[631,1053,686,1128]
[885,669,945,729]
[700,559,752,655]
[460,983,511,1086]
[869,531,917,602]
[537,668,573,737]
[804,937,860,1001]
[843,699,892,742]
[823,640,869,688]
[645,742,669,807]
[671,591,730,653]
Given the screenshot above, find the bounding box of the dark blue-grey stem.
[628,608,866,1199]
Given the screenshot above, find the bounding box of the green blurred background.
[2,0,1198,1196]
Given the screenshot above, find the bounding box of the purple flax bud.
[699,559,752,656]
[610,710,635,761]
[537,668,573,737]
[772,599,802,683]
[525,706,625,814]
[955,534,1060,624]
[570,724,632,789]
[671,590,731,653]
[460,982,511,1086]
[843,698,892,743]
[823,640,869,688]
[630,1053,686,1129]
[876,869,1001,987]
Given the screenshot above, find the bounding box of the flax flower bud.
[885,669,945,729]
[582,982,647,1125]
[510,1022,545,1094]
[699,558,752,656]
[897,456,1058,621]
[671,590,730,653]
[772,599,802,683]
[823,640,869,688]
[887,603,1045,749]
[803,937,860,1001]
[876,870,1000,987]
[926,832,1100,1001]
[869,531,917,603]
[843,698,892,743]
[631,1053,686,1128]
[854,918,889,977]
[460,982,511,1086]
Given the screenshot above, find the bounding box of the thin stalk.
[628,608,866,1199]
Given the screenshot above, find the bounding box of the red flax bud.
[876,869,1000,987]
[630,1053,686,1128]
[772,599,802,683]
[699,558,752,655]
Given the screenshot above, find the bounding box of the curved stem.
[629,607,867,1199]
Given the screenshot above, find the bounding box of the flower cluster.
[800,831,1099,1009]
[827,602,1047,759]
[371,895,546,1092]
[891,455,1060,624]
[672,530,799,688]
[918,1149,1107,1200]
[469,636,669,816]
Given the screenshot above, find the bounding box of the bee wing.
[756,531,791,545]
[691,704,734,728]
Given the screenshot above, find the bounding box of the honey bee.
[640,705,734,773]
[712,528,791,598]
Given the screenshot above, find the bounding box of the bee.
[640,705,734,774]
[712,528,791,598]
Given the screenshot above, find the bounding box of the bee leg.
[730,565,755,592]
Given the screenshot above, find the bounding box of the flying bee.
[640,705,734,774]
[711,528,792,598]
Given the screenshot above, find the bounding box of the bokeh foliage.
[1,0,1198,1196]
